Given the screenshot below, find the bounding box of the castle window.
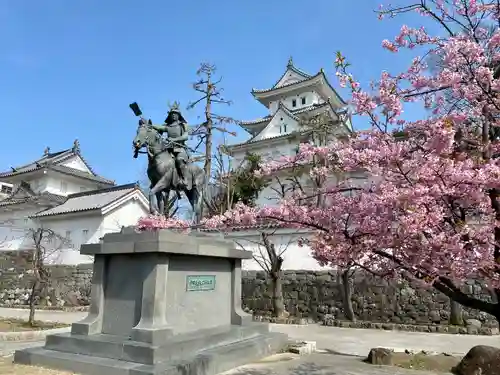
[301,97,306,105]
[60,181,67,193]
[0,185,12,195]
[283,124,288,133]
[292,99,297,107]
[82,229,89,242]
[271,150,281,158]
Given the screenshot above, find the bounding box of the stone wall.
[0,251,92,307]
[0,251,498,327]
[242,270,499,327]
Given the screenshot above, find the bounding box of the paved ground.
[0,307,499,358]
[271,324,500,356]
[0,341,44,358]
[222,352,449,375]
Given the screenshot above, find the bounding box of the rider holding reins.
[150,105,190,188]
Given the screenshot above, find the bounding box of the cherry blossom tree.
[203,1,500,321]
[234,230,292,319]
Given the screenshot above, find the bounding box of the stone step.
[44,323,271,365]
[15,331,287,375]
[15,347,139,375]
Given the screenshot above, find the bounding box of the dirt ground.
[0,357,74,375]
[391,352,461,372]
[0,319,68,332]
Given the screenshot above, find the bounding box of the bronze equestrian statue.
[131,102,205,223]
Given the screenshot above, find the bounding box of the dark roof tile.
[270,58,313,89]
[31,183,140,218]
[241,102,331,127]
[0,189,66,207]
[0,145,114,185]
[251,69,347,107]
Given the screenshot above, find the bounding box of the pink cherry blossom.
[136,215,191,232]
[138,1,500,318]
[209,1,500,314]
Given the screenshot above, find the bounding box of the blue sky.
[0,0,434,185]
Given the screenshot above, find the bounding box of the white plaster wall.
[275,69,308,88]
[254,169,312,206]
[226,231,328,271]
[242,242,328,270]
[269,102,279,114]
[268,91,322,114]
[0,205,99,264]
[0,207,41,251]
[255,184,285,207]
[254,109,299,141]
[229,155,246,171]
[232,141,299,168]
[100,197,149,233]
[255,165,316,207]
[59,155,92,174]
[231,141,302,207]
[36,214,103,265]
[232,144,369,207]
[35,198,148,265]
[39,174,102,196]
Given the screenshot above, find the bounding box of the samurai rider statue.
[150,105,190,187]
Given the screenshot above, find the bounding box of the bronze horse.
[133,118,205,223]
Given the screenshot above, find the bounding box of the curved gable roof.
[272,57,313,89]
[0,142,115,185]
[252,70,346,107]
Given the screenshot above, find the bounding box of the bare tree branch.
[187,63,238,185]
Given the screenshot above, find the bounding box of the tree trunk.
[341,269,356,321]
[449,299,464,325]
[204,76,213,181]
[373,250,500,322]
[28,280,39,326]
[260,233,288,319]
[270,273,288,318]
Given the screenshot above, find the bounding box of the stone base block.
[288,341,317,355]
[14,324,287,375]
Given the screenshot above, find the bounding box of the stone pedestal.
[14,229,287,375]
